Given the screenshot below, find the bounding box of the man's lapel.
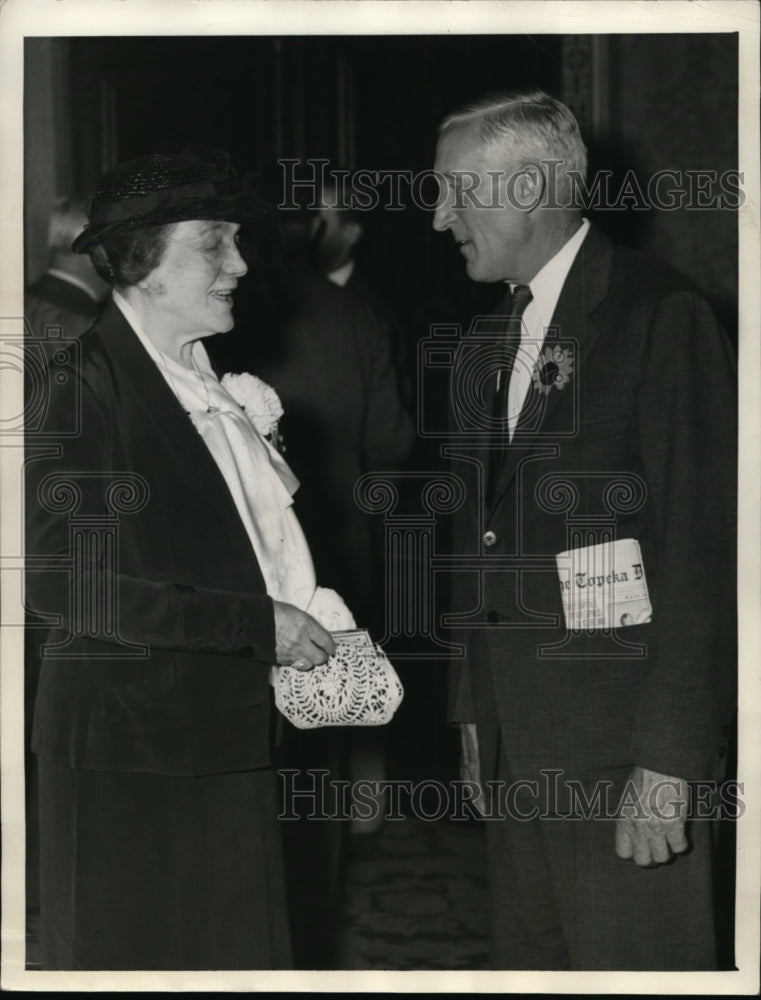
[488,225,614,512]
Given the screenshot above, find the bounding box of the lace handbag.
[273,630,404,729]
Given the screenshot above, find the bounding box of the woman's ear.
[138,269,163,294]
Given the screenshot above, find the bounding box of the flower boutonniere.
[531,345,574,397]
[221,372,285,450]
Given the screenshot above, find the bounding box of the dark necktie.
[486,283,533,507]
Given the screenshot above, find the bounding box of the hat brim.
[71,193,277,254]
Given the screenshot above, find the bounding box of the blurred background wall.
[607,33,738,335]
[24,32,738,339]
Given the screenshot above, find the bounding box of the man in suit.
[23,196,108,966]
[25,196,108,348]
[310,174,412,406]
[432,90,736,970]
[310,176,364,290]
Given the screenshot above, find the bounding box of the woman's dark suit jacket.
[26,298,277,776]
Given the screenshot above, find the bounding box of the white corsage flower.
[221,372,284,445]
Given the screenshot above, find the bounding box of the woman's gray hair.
[440,90,588,206]
[89,223,173,288]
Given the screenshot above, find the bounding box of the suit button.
[718,745,727,759]
[721,725,730,738]
[486,610,500,624]
[483,530,497,547]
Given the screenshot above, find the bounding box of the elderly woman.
[25,150,350,970]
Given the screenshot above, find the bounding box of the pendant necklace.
[189,346,220,415]
[160,344,219,419]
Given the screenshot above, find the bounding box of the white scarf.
[113,293,317,607]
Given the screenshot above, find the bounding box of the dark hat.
[72,148,276,253]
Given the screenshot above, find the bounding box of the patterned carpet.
[336,817,489,970]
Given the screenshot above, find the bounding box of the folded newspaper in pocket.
[556,538,652,631]
[273,629,404,729]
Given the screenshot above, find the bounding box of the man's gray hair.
[440,90,588,204]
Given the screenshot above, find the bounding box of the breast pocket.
[555,414,639,481]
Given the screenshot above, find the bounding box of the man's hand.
[615,765,689,867]
[272,600,336,670]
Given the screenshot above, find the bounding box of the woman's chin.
[211,308,235,335]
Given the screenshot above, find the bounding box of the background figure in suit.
[209,196,415,967]
[308,173,415,847]
[23,195,109,965]
[433,90,736,970]
[310,174,412,408]
[310,175,364,290]
[25,196,108,348]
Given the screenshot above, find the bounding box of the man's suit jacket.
[448,224,737,794]
[25,271,101,346]
[26,270,100,317]
[26,299,277,776]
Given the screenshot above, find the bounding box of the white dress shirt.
[505,218,590,440]
[325,259,355,287]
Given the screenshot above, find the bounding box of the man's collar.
[46,268,101,302]
[326,259,355,288]
[522,218,591,325]
[529,219,590,298]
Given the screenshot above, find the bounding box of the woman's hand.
[272,600,336,670]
